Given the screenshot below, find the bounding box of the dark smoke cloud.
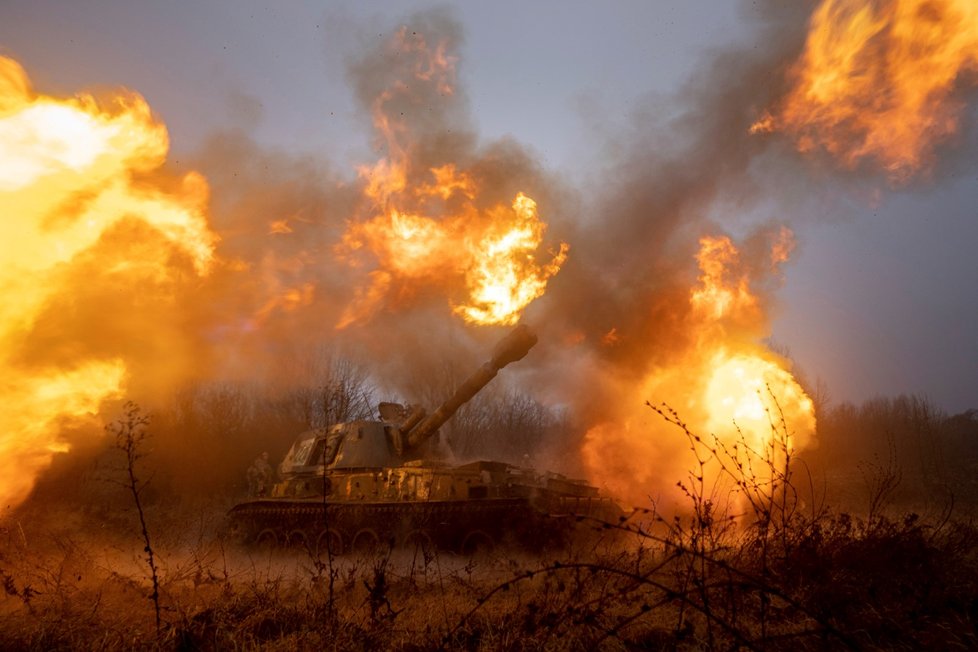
[529,3,814,424]
[347,9,471,156]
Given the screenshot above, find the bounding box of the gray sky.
[3,0,976,413]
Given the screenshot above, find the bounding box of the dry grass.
[0,498,976,651]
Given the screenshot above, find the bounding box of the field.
[3,486,978,649]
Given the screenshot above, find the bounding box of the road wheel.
[460,530,495,558]
[287,530,309,552]
[403,529,435,559]
[352,528,380,556]
[316,529,344,557]
[256,528,278,551]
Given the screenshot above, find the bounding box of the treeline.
[804,394,978,511]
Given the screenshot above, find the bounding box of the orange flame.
[337,178,566,328]
[753,0,978,181]
[336,29,566,328]
[455,193,569,325]
[582,231,815,507]
[0,57,218,509]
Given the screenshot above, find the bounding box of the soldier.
[247,451,273,497]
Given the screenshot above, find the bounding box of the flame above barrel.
[335,26,567,329]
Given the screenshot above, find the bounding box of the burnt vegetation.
[3,378,978,650]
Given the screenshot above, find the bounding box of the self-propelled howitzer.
[228,325,621,554]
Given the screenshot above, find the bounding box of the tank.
[227,325,621,555]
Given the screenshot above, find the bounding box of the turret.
[276,324,538,477]
[390,324,538,453]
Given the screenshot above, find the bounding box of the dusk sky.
[3,0,976,414]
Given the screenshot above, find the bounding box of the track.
[227,497,571,555]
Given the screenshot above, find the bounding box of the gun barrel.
[402,324,537,450]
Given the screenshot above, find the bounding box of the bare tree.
[286,352,377,430]
[450,387,559,462]
[193,383,254,439]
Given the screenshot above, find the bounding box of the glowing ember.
[753,0,978,181]
[0,57,217,509]
[582,231,815,506]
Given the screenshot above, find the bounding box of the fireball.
[582,231,815,507]
[0,57,218,509]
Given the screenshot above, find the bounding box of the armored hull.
[228,459,620,554]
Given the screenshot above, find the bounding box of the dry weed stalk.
[107,401,161,637]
